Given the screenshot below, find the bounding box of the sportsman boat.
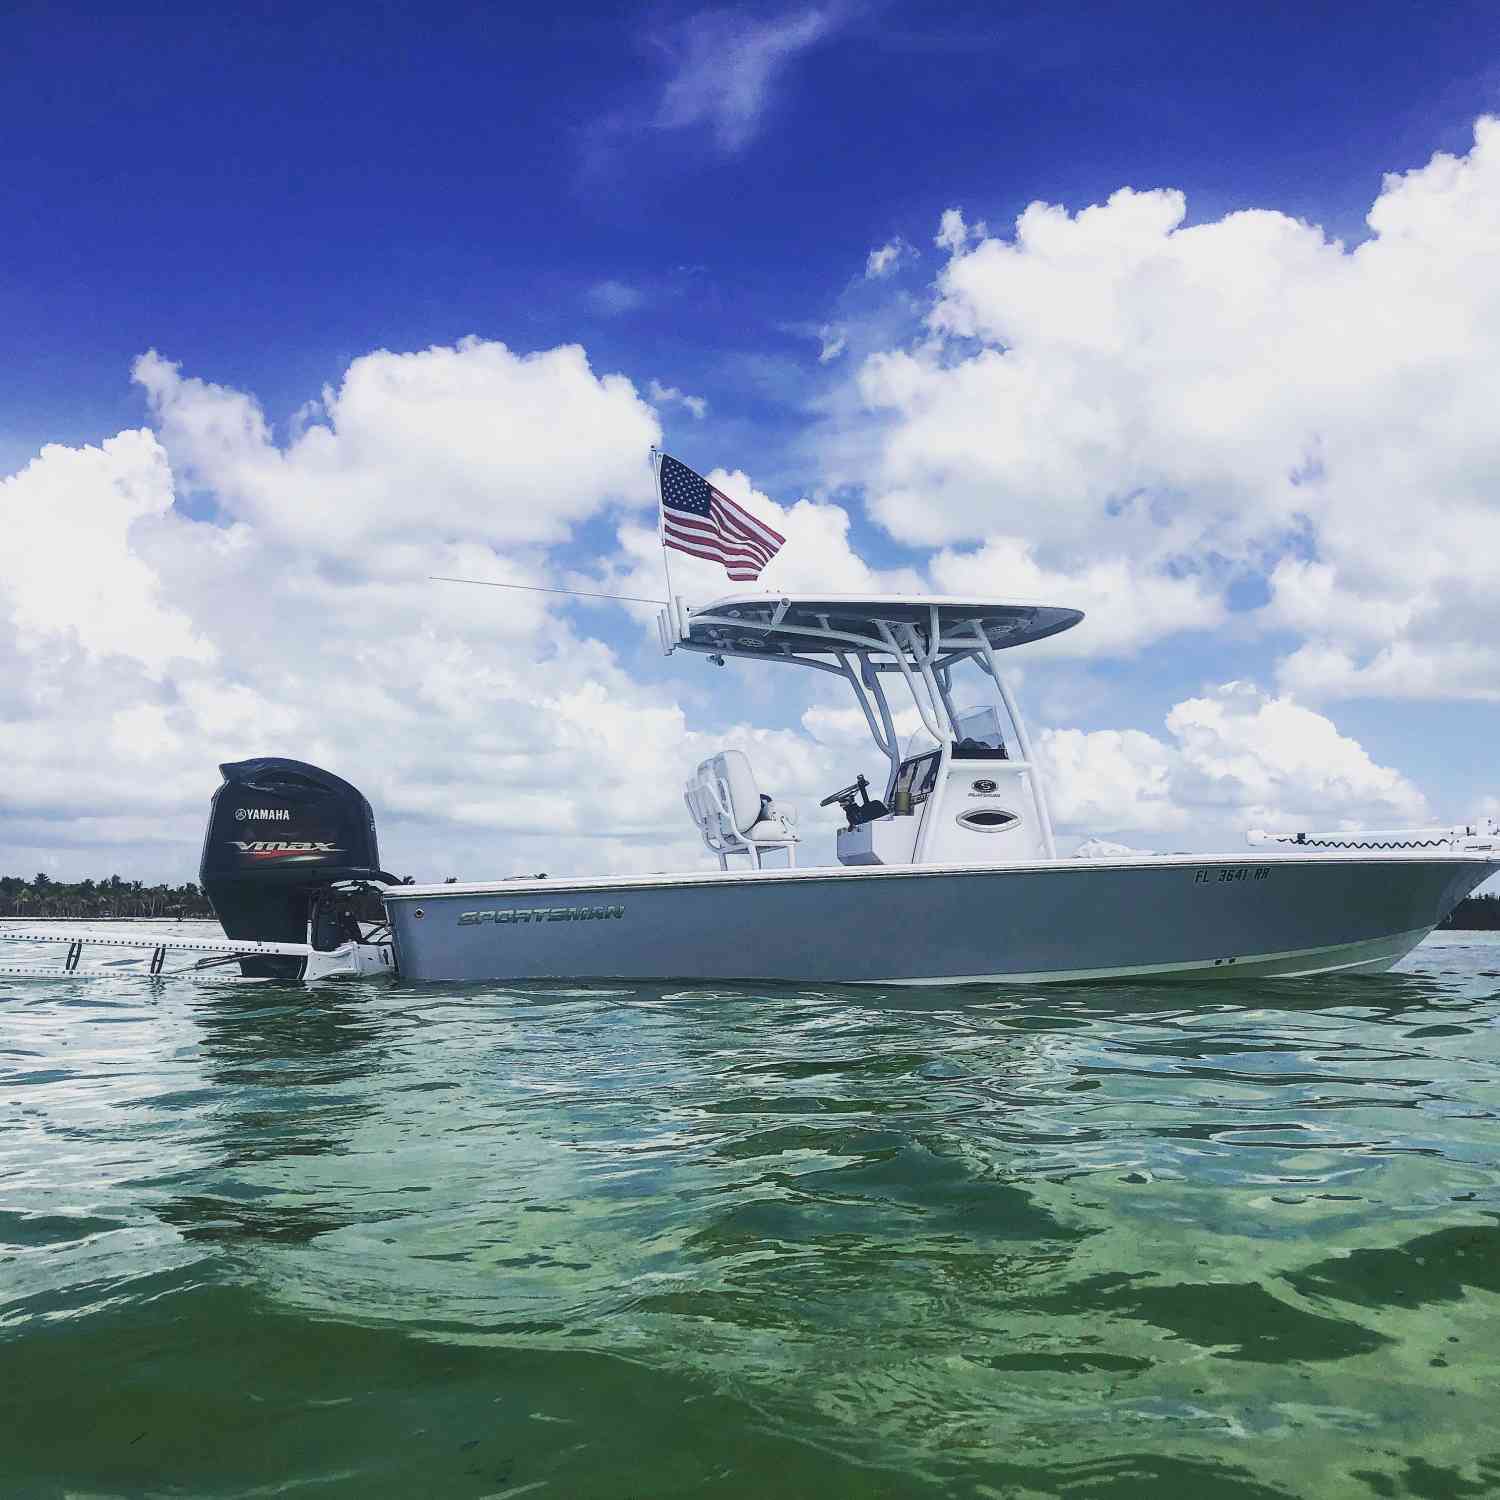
[6,594,1493,986]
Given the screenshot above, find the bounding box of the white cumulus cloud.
[649,380,708,419]
[1042,682,1429,844]
[135,339,660,553]
[0,430,211,677]
[846,117,1500,692]
[0,343,763,881]
[928,536,1224,657]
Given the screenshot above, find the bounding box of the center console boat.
[6,595,1495,986]
[381,595,1498,984]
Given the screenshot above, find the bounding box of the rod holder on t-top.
[656,596,691,655]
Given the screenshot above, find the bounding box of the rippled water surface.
[3,924,1500,1498]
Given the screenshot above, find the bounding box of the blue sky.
[4,0,1500,878]
[7,0,1497,453]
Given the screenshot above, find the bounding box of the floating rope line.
[1264,835,1451,850]
[430,576,667,606]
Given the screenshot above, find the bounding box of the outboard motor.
[199,758,394,977]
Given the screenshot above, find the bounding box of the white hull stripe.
[861,927,1433,986]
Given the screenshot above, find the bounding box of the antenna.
[429,577,667,606]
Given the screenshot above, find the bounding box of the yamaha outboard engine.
[199,758,393,977]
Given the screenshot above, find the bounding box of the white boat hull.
[383,852,1498,986]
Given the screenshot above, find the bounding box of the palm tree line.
[1440,893,1500,930]
[0,874,216,920]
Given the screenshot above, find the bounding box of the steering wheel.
[819,775,869,808]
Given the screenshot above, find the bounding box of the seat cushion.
[745,815,798,844]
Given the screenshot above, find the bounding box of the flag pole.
[651,446,682,639]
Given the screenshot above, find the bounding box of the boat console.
[834,734,1050,867]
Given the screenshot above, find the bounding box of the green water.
[3,926,1500,1499]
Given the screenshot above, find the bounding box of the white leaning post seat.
[685,749,799,870]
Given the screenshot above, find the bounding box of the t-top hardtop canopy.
[680,594,1084,662]
[666,594,1078,839]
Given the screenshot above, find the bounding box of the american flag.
[658,453,785,583]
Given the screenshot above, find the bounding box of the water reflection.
[157,984,390,1246]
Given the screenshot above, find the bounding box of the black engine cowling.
[199,758,393,977]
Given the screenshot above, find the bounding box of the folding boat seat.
[684,749,799,869]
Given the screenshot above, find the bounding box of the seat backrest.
[684,774,732,844]
[685,749,764,841]
[713,750,762,835]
